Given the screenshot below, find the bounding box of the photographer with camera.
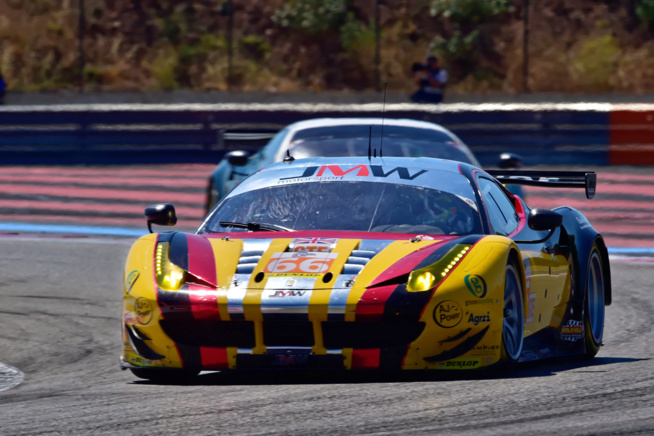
[411,55,448,104]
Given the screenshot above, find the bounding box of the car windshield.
[199,180,482,235]
[283,125,477,165]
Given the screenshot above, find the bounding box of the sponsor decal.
[465,298,494,307]
[471,344,500,356]
[433,300,463,328]
[318,165,369,177]
[265,252,337,274]
[467,312,491,326]
[135,297,153,325]
[280,165,428,182]
[525,293,537,323]
[270,272,321,278]
[473,344,499,351]
[561,319,583,342]
[437,358,481,369]
[289,237,338,253]
[125,354,158,366]
[464,274,487,298]
[270,290,308,298]
[124,270,139,294]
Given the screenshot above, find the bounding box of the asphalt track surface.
[0,234,653,435]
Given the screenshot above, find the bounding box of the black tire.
[129,368,199,382]
[500,258,525,365]
[583,244,606,359]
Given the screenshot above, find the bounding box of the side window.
[259,127,289,165]
[478,177,519,235]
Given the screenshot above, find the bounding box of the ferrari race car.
[121,156,610,380]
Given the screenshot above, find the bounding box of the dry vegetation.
[0,0,653,95]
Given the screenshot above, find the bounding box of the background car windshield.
[200,181,482,235]
[285,125,474,164]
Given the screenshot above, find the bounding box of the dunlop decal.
[437,358,481,369]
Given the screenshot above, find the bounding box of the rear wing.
[486,170,596,199]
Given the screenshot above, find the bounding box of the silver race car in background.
[206,118,523,212]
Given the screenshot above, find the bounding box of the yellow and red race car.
[121,156,610,380]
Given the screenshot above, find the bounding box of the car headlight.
[155,242,186,291]
[407,244,471,292]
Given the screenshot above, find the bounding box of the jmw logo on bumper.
[270,290,307,298]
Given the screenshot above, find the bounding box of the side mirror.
[145,203,177,233]
[498,153,523,169]
[226,150,249,167]
[528,208,562,231]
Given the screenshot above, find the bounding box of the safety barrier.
[0,103,652,166]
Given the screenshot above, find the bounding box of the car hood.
[162,231,481,291]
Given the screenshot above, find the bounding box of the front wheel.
[501,261,525,365]
[584,244,606,358]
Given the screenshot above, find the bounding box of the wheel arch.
[555,207,612,307]
[505,245,528,317]
[593,236,612,306]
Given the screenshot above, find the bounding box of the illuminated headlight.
[155,242,186,291]
[407,245,471,292]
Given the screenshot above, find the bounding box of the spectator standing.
[0,73,7,104]
[411,55,448,103]
[0,73,5,105]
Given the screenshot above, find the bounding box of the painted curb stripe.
[0,222,148,236]
[0,363,24,392]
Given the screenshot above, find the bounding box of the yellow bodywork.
[121,233,572,371]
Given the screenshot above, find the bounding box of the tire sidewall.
[583,245,605,358]
[501,260,525,365]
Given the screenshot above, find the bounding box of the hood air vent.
[236,250,264,274]
[342,250,376,275]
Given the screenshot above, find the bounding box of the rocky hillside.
[0,0,653,95]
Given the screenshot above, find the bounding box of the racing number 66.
[265,253,337,274]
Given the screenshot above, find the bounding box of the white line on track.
[0,363,24,392]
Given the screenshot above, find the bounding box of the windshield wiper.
[218,221,292,232]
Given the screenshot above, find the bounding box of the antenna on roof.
[380,81,387,158]
[368,125,372,160]
[283,149,295,163]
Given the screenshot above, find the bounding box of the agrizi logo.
[280,165,428,181]
[468,312,491,326]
